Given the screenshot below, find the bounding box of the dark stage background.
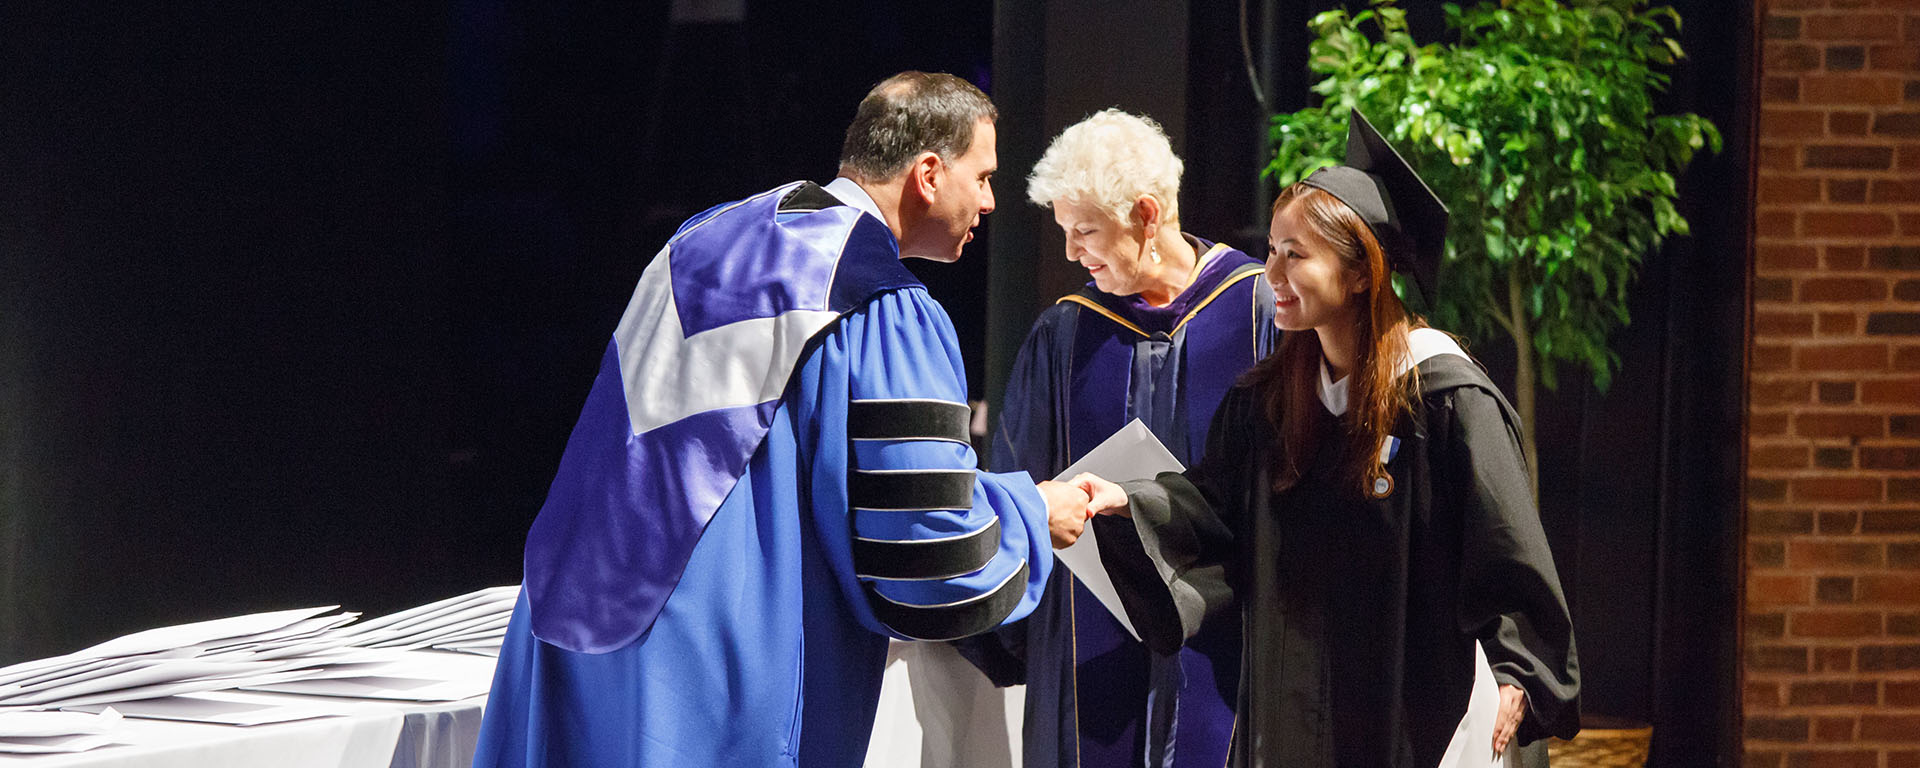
[0,1,1752,763]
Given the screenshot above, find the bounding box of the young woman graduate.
[1074,110,1580,767]
[970,109,1278,768]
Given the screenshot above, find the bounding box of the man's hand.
[1492,684,1526,754]
[1037,480,1090,548]
[1069,473,1130,518]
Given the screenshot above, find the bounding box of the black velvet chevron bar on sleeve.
[852,518,1000,581]
[848,398,971,444]
[863,561,1030,641]
[847,468,975,511]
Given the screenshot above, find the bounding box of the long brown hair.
[1249,183,1423,496]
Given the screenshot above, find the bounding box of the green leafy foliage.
[1266,0,1719,395]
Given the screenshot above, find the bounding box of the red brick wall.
[1748,1,1920,765]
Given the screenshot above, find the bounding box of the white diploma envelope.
[1049,419,1185,643]
[1436,640,1518,768]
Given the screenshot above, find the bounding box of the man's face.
[907,119,997,263]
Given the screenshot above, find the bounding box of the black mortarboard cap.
[1298,109,1449,308]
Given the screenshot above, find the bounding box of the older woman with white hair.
[970,109,1277,768]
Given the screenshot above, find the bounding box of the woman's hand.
[1036,480,1091,548]
[1492,684,1525,754]
[1069,473,1131,518]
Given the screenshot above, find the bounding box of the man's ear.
[909,152,942,205]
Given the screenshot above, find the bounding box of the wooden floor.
[1547,728,1654,767]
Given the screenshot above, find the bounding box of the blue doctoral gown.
[987,239,1277,768]
[473,181,1055,768]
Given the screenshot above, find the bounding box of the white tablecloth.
[0,662,489,768]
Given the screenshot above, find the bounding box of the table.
[0,656,491,768]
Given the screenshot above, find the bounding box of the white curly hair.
[1027,108,1183,225]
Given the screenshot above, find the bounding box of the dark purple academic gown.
[984,239,1277,768]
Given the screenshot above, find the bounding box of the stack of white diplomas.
[0,585,518,753]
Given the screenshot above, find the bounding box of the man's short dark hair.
[839,72,998,182]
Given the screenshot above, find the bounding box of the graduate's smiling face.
[1052,197,1155,296]
[1266,198,1367,333]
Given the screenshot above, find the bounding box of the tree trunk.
[1507,267,1540,501]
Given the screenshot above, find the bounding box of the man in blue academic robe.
[472,71,1090,768]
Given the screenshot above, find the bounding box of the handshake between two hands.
[1036,474,1128,549]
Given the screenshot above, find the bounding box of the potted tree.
[1265,0,1720,498]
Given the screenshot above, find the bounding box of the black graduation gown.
[1113,353,1580,768]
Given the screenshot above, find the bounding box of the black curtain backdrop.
[1,2,1750,762]
[1,0,993,663]
[4,1,463,661]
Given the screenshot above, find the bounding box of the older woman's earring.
[1150,244,1161,264]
